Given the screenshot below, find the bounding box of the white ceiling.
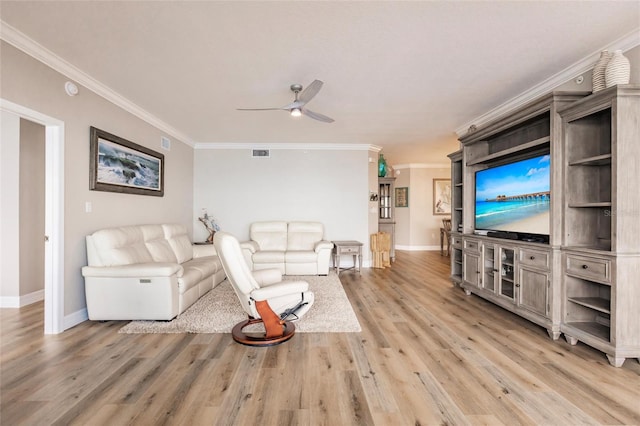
[1,1,639,164]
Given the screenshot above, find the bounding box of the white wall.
[0,41,195,320]
[193,147,372,266]
[0,111,21,300]
[393,165,451,250]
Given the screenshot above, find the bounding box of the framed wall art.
[90,126,164,196]
[433,178,451,215]
[395,187,408,208]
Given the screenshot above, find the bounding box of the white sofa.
[240,221,334,275]
[81,223,226,320]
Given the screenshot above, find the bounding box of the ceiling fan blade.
[297,80,323,104]
[236,107,285,111]
[302,108,334,123]
[280,100,304,110]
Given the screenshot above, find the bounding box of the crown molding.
[455,28,640,137]
[393,163,450,169]
[0,21,195,146]
[194,142,381,151]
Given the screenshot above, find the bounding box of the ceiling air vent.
[252,149,270,158]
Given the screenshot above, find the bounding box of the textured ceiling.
[1,1,639,164]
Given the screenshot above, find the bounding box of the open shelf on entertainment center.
[568,153,611,166]
[466,135,550,166]
[567,297,610,314]
[564,321,610,342]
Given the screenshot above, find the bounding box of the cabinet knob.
[582,264,589,269]
[530,256,535,260]
[515,283,521,287]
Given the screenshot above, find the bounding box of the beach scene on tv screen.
[475,155,550,235]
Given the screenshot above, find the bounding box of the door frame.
[1,99,65,334]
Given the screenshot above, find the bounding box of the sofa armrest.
[252,268,283,286]
[314,240,334,253]
[240,240,259,254]
[82,262,183,278]
[193,244,217,258]
[250,281,309,301]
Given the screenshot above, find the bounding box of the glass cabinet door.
[379,182,392,219]
[499,247,515,300]
[483,245,496,292]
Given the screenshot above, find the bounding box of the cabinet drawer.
[451,235,462,248]
[338,246,361,254]
[464,239,480,252]
[566,255,610,283]
[519,248,550,270]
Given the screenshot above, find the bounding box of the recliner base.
[231,318,295,347]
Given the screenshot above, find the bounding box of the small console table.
[332,241,363,274]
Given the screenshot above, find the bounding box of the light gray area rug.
[119,272,361,334]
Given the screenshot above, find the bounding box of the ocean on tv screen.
[475,155,550,235]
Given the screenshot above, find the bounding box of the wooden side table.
[332,240,363,274]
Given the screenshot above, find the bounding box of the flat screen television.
[475,154,550,243]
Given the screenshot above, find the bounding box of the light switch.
[85,201,92,213]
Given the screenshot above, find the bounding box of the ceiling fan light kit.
[238,80,334,123]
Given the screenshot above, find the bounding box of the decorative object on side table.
[592,50,612,93]
[605,50,630,88]
[198,210,220,244]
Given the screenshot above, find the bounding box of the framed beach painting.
[433,178,451,215]
[90,127,164,196]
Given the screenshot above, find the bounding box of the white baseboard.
[0,289,44,308]
[395,245,441,251]
[64,308,88,330]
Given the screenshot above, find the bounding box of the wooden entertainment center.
[449,85,639,367]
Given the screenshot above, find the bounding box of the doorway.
[0,99,65,334]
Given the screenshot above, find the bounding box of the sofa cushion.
[87,226,154,266]
[285,250,318,263]
[177,265,204,294]
[182,256,219,279]
[163,224,193,263]
[253,250,286,264]
[288,222,324,250]
[142,225,178,263]
[250,221,288,251]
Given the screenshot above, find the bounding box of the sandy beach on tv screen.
[499,211,549,234]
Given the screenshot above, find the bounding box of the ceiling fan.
[237,80,335,123]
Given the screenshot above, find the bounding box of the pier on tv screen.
[475,154,550,236]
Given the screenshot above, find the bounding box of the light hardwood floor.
[1,251,639,425]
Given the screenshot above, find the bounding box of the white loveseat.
[240,221,334,275]
[81,223,226,320]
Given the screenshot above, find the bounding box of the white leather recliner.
[214,231,315,346]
